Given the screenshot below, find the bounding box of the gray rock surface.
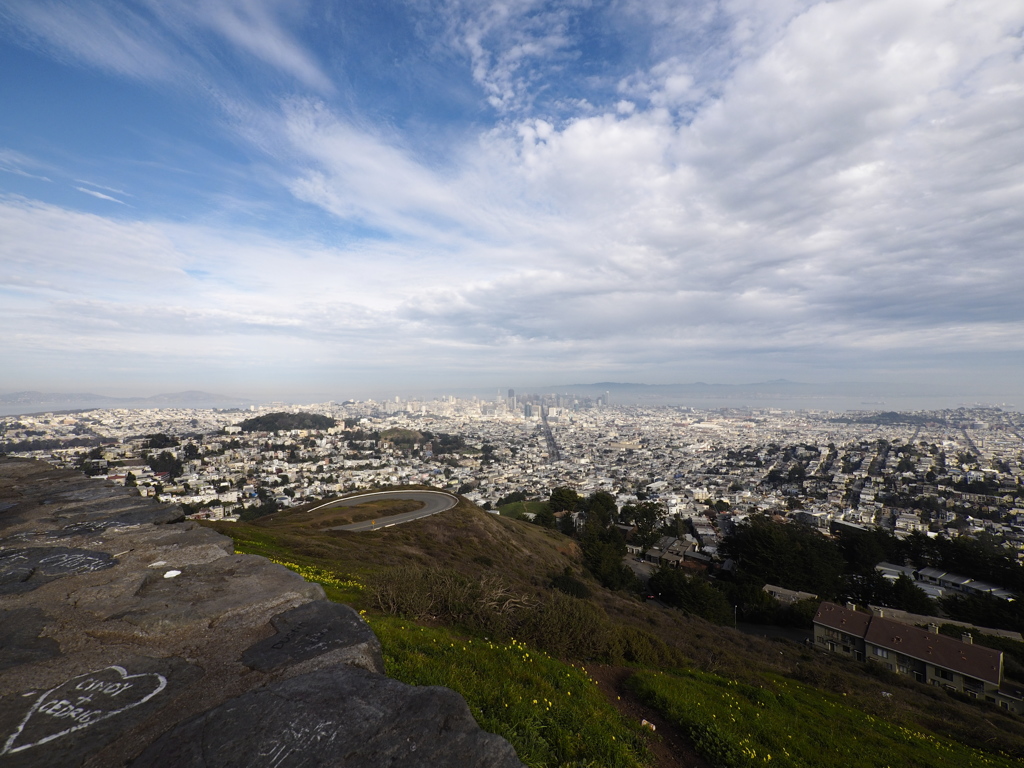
[132,665,524,768]
[0,458,524,767]
[0,608,60,670]
[241,600,383,675]
[0,656,200,768]
[0,546,117,595]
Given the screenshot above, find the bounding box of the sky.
[1,0,1022,403]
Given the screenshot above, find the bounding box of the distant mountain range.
[535,380,977,409]
[0,390,255,415]
[548,379,894,397]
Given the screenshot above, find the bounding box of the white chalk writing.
[256,721,338,768]
[38,552,110,573]
[1,666,167,755]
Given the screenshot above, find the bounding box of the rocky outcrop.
[0,458,524,767]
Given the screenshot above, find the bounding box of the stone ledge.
[0,458,524,767]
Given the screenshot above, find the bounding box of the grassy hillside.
[498,500,552,519]
[629,668,1014,768]
[206,492,1024,768]
[235,411,336,432]
[218,493,579,583]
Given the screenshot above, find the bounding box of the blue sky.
[1,0,1023,402]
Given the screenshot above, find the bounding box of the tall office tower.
[508,388,516,410]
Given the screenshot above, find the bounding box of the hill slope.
[207,492,1024,768]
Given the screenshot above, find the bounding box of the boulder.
[0,458,523,767]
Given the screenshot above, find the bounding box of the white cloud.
[252,0,1024,387]
[1,1,180,80]
[3,1,1023,394]
[433,0,581,112]
[75,180,131,196]
[0,148,53,182]
[1,0,331,91]
[152,0,333,92]
[75,187,128,205]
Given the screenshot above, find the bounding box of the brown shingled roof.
[864,616,1002,685]
[813,602,872,636]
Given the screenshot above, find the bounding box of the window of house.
[873,647,889,659]
[934,667,953,681]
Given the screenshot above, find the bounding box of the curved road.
[305,490,458,532]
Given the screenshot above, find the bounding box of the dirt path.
[586,665,711,768]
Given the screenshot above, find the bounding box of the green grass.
[370,616,648,768]
[209,495,1024,767]
[498,500,551,518]
[628,667,1020,768]
[264,557,649,768]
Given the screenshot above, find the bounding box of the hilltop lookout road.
[307,490,459,532]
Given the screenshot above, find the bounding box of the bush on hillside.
[367,564,683,664]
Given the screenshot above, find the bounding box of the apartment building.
[813,602,1024,713]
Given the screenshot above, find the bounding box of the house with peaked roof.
[813,602,1024,713]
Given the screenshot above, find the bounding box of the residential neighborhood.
[3,398,1023,567]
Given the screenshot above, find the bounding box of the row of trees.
[537,488,640,591]
[544,489,813,627]
[721,515,1024,632]
[519,486,1024,633]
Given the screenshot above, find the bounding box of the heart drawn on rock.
[2,666,167,755]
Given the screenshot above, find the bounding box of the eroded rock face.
[0,458,523,768]
[133,665,525,768]
[241,600,383,675]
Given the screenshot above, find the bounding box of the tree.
[835,526,898,575]
[533,504,557,529]
[147,451,183,479]
[497,491,528,507]
[626,501,664,557]
[649,568,733,625]
[890,574,934,614]
[722,515,845,597]
[585,491,617,527]
[240,498,278,522]
[124,471,137,488]
[146,433,178,449]
[582,535,636,590]
[549,486,580,514]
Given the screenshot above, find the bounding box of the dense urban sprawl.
[4,396,1023,566]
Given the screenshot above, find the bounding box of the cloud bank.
[0,0,1022,399]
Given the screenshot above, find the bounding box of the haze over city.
[1,1,1022,404]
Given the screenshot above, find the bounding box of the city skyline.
[2,1,1023,400]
